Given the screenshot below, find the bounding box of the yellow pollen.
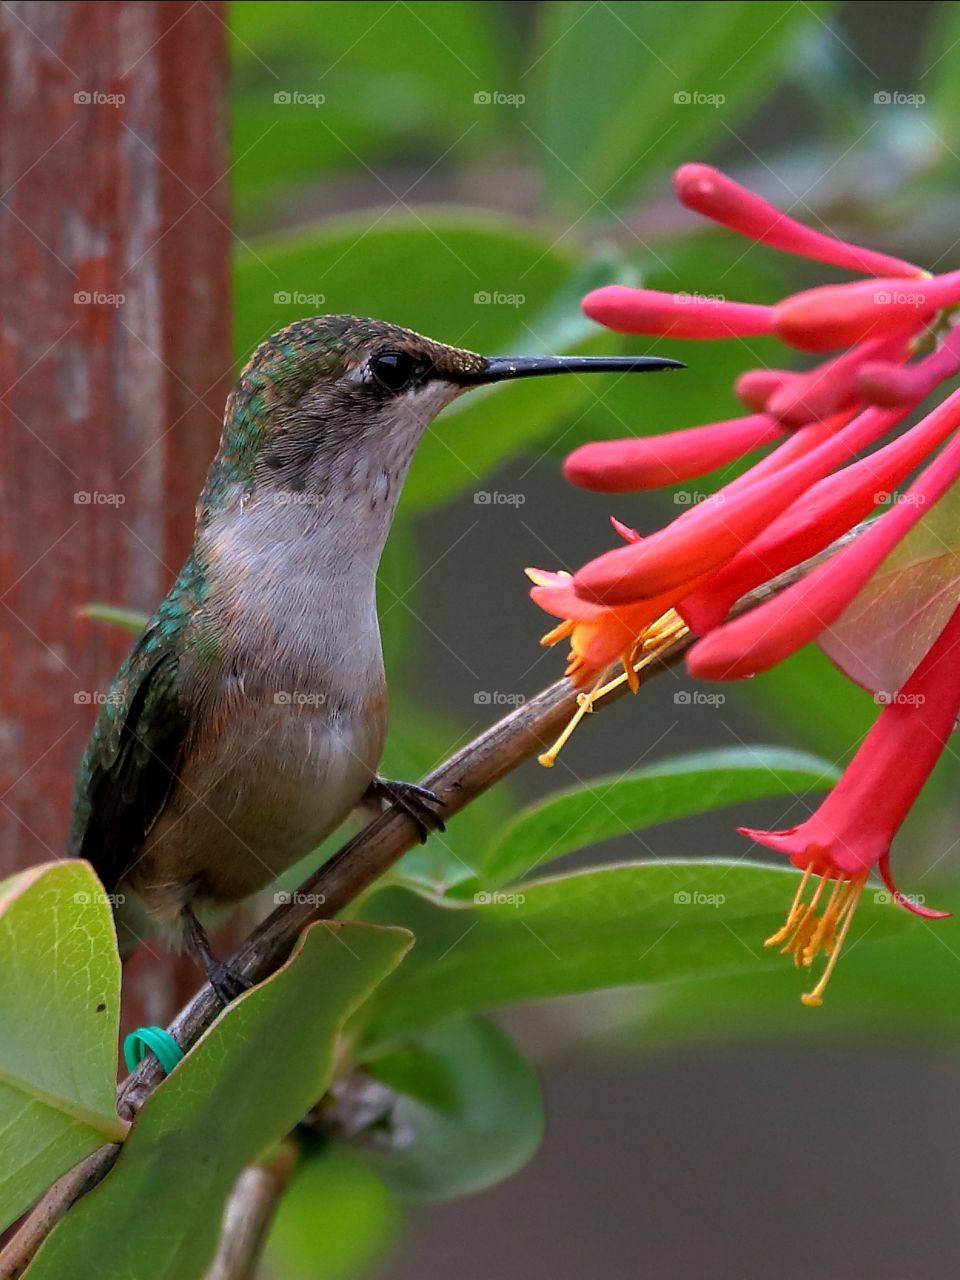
[537,610,690,768]
[765,863,869,1007]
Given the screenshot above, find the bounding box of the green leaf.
[28,921,411,1280]
[612,877,960,1049]
[358,862,908,1048]
[534,1,828,216]
[264,1146,403,1280]
[924,1,960,136]
[483,747,838,886]
[234,216,632,513]
[231,1,507,222]
[360,1016,543,1200]
[0,861,123,1234]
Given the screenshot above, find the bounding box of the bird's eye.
[369,349,419,393]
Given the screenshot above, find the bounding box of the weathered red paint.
[0,1,232,1022]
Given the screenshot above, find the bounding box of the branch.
[0,525,863,1276]
[203,1143,297,1280]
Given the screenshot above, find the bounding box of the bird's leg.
[182,904,250,1006]
[365,777,446,843]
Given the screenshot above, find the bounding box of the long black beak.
[458,354,685,385]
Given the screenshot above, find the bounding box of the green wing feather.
[68,560,204,892]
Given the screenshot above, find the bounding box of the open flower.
[747,604,960,1007]
[530,161,960,1003]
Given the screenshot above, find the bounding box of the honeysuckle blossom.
[528,162,960,1003]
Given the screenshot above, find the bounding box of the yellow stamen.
[537,610,690,768]
[801,872,867,1007]
[541,619,575,647]
[764,862,868,1007]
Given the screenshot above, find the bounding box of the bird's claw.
[370,777,445,843]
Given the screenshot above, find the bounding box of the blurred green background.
[224,3,960,1276]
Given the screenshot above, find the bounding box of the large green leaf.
[27,922,411,1280]
[231,1,507,223]
[358,862,909,1048]
[360,1016,543,1200]
[534,1,828,216]
[234,216,631,513]
[483,747,838,886]
[0,861,124,1234]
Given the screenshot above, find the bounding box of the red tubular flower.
[574,405,904,605]
[673,163,923,279]
[742,603,960,1007]
[773,272,960,353]
[736,369,794,412]
[764,335,908,428]
[582,285,774,339]
[530,160,960,1005]
[859,326,960,407]
[563,413,784,492]
[680,380,960,634]
[686,420,960,679]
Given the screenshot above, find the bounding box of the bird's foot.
[182,905,251,1007]
[367,777,446,843]
[206,959,251,1008]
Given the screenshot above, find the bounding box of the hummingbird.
[68,315,681,1002]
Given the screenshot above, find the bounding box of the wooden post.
[0,1,232,1020]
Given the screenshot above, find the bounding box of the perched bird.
[68,315,681,1001]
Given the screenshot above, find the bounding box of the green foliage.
[0,862,124,1234]
[483,746,838,886]
[534,0,829,216]
[27,922,411,1280]
[264,1148,404,1280]
[362,1016,543,1200]
[231,1,508,222]
[357,861,904,1049]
